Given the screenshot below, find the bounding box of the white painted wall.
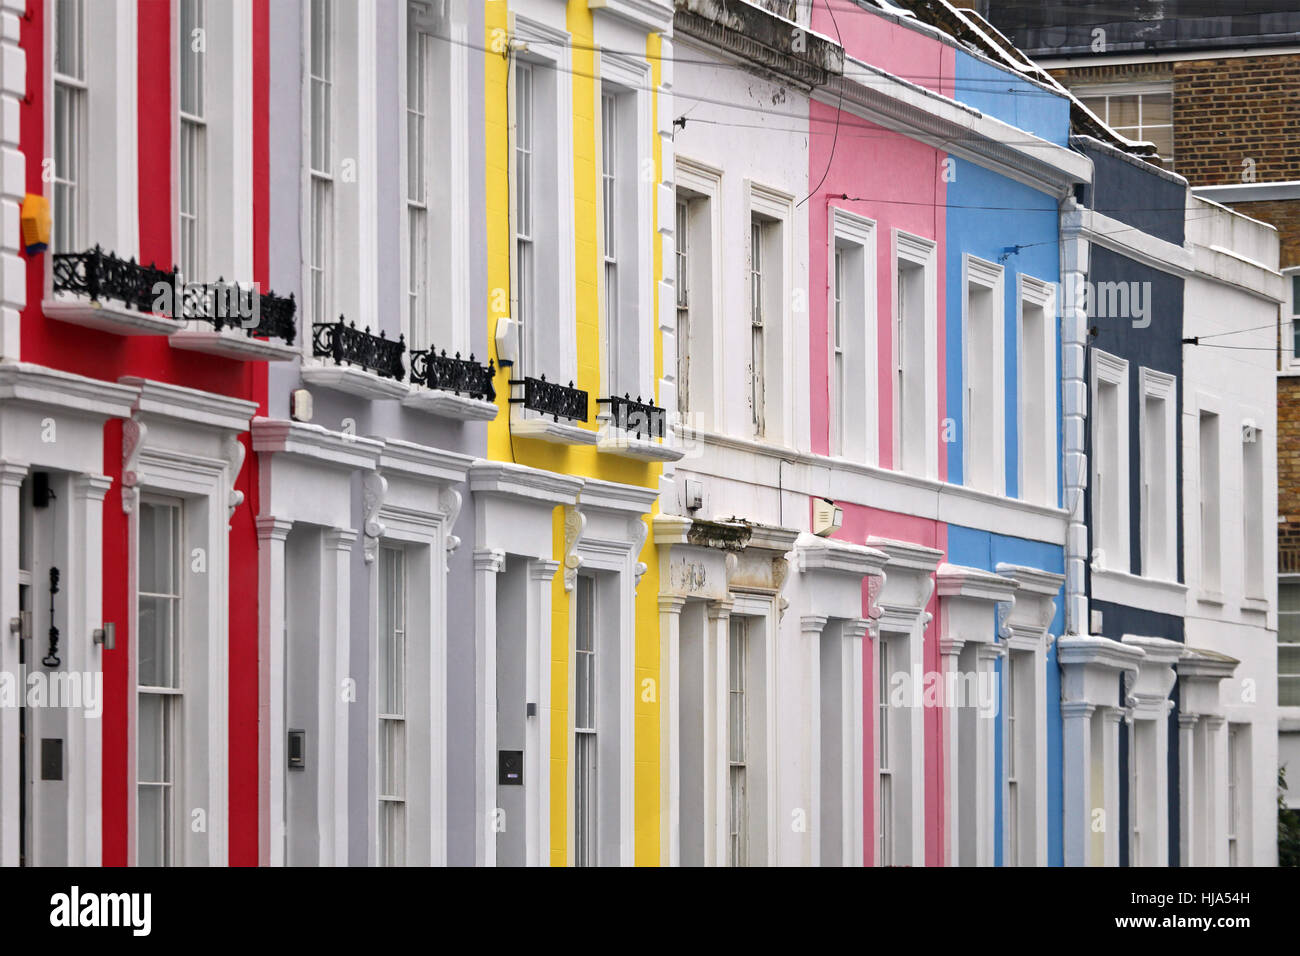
[1182,195,1282,864]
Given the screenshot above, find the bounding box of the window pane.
[1145,125,1173,159]
[1078,95,1105,119]
[137,787,163,866]
[1141,93,1171,126]
[55,0,84,79]
[137,597,176,688]
[1109,95,1139,129]
[138,694,165,783]
[139,503,176,594]
[1280,583,1300,613]
[1282,675,1300,708]
[179,0,204,117]
[380,719,405,797]
[311,0,331,79]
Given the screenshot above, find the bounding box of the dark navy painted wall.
[1078,142,1186,246]
[1078,142,1188,870]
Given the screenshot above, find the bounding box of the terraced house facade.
[0,0,1281,867]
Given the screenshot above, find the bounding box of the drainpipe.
[1059,171,1093,639]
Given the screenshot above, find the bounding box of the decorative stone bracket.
[362,471,388,564]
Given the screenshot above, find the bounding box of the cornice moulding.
[578,475,661,516]
[0,362,138,420]
[468,460,584,505]
[376,437,474,485]
[250,417,384,469]
[120,376,257,432]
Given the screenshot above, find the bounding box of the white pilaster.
[473,547,504,867]
[0,461,28,865]
[256,515,292,867]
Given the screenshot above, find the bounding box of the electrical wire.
[797,0,844,208]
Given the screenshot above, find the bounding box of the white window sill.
[402,387,498,421]
[597,423,683,462]
[301,362,411,401]
[1197,589,1225,607]
[510,409,598,445]
[1090,564,1187,617]
[44,295,183,336]
[170,326,299,362]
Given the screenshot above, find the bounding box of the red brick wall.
[1279,376,1300,572]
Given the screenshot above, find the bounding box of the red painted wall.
[20,0,268,866]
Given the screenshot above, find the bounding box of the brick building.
[975,0,1300,810]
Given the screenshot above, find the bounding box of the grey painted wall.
[265,0,488,867]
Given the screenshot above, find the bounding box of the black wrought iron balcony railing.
[312,318,406,381]
[248,290,297,346]
[52,245,174,314]
[51,245,297,345]
[509,375,589,423]
[597,393,666,440]
[410,349,496,402]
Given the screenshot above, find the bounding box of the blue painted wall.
[946,50,1072,503]
[953,50,1072,146]
[942,50,1074,867]
[944,157,1061,500]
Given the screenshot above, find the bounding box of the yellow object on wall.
[21,193,51,255]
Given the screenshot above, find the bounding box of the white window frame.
[962,255,1005,495]
[721,594,778,867]
[1016,275,1057,506]
[893,230,938,479]
[1073,82,1174,162]
[122,380,247,868]
[304,0,336,338]
[875,631,896,867]
[176,0,206,282]
[1138,367,1177,581]
[565,489,646,868]
[746,183,794,445]
[401,1,470,356]
[364,450,462,867]
[1284,268,1300,371]
[829,208,878,465]
[44,0,140,267]
[176,0,252,287]
[597,51,652,401]
[573,572,598,867]
[1090,349,1130,574]
[1241,413,1266,599]
[675,193,690,416]
[507,15,576,386]
[673,158,722,431]
[727,614,749,867]
[51,0,87,256]
[1280,576,1300,708]
[136,494,184,868]
[376,544,408,867]
[1195,391,1223,601]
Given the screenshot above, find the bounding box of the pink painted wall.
[833,501,946,866]
[805,8,958,866]
[811,2,954,96]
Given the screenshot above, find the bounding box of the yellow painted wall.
[484,0,665,866]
